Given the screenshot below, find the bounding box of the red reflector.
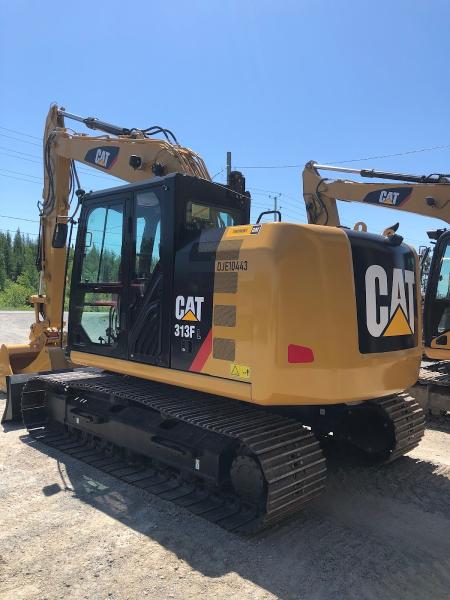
[288,344,314,363]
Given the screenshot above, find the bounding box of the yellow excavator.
[303,160,450,417]
[1,106,426,533]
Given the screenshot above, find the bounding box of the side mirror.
[52,222,68,248]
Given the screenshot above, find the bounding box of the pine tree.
[0,253,6,291]
[4,232,13,279]
[13,229,25,279]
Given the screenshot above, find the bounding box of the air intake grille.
[214,305,236,327]
[215,240,242,260]
[213,338,235,361]
[214,272,238,294]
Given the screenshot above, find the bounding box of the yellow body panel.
[207,223,421,404]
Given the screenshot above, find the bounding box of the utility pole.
[272,194,281,221]
[226,151,232,186]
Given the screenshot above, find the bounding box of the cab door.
[69,183,173,368]
[423,230,450,358]
[68,194,130,359]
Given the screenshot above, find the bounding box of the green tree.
[0,231,39,308]
[12,229,24,279]
[0,253,6,291]
[4,232,13,279]
[0,278,34,309]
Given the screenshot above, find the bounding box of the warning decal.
[230,363,251,379]
[225,226,253,238]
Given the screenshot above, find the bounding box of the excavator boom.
[303,161,450,227]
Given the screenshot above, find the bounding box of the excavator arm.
[0,104,211,398]
[302,161,450,227]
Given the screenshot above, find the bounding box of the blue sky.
[1,0,450,249]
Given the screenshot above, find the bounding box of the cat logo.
[84,146,119,170]
[365,265,415,337]
[379,190,400,206]
[363,187,412,208]
[175,296,205,322]
[95,149,111,168]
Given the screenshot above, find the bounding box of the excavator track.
[373,393,426,463]
[20,370,326,534]
[294,392,425,463]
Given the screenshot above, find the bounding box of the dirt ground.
[1,312,450,600]
[0,311,38,345]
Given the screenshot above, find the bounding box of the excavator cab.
[423,229,450,358]
[68,173,250,369]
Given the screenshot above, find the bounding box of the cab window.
[75,201,124,347]
[436,248,450,300]
[186,201,238,232]
[134,190,161,281]
[81,205,123,283]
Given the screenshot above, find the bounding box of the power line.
[0,167,41,179]
[250,187,304,205]
[251,192,303,209]
[0,165,118,187]
[0,145,40,158]
[0,214,39,223]
[0,151,41,165]
[0,146,118,182]
[249,192,307,218]
[0,133,41,147]
[236,143,450,170]
[0,126,41,140]
[332,144,450,165]
[0,172,41,184]
[211,167,225,180]
[0,228,39,237]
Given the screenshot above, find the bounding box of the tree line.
[0,230,40,309]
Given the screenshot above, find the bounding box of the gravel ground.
[1,312,449,600]
[0,311,37,345]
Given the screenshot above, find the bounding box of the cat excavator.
[303,160,450,417]
[0,106,426,533]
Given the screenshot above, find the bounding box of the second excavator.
[1,106,425,533]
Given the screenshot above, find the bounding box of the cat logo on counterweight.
[365,265,415,337]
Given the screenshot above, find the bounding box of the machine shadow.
[426,419,450,434]
[19,432,450,600]
[0,393,24,431]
